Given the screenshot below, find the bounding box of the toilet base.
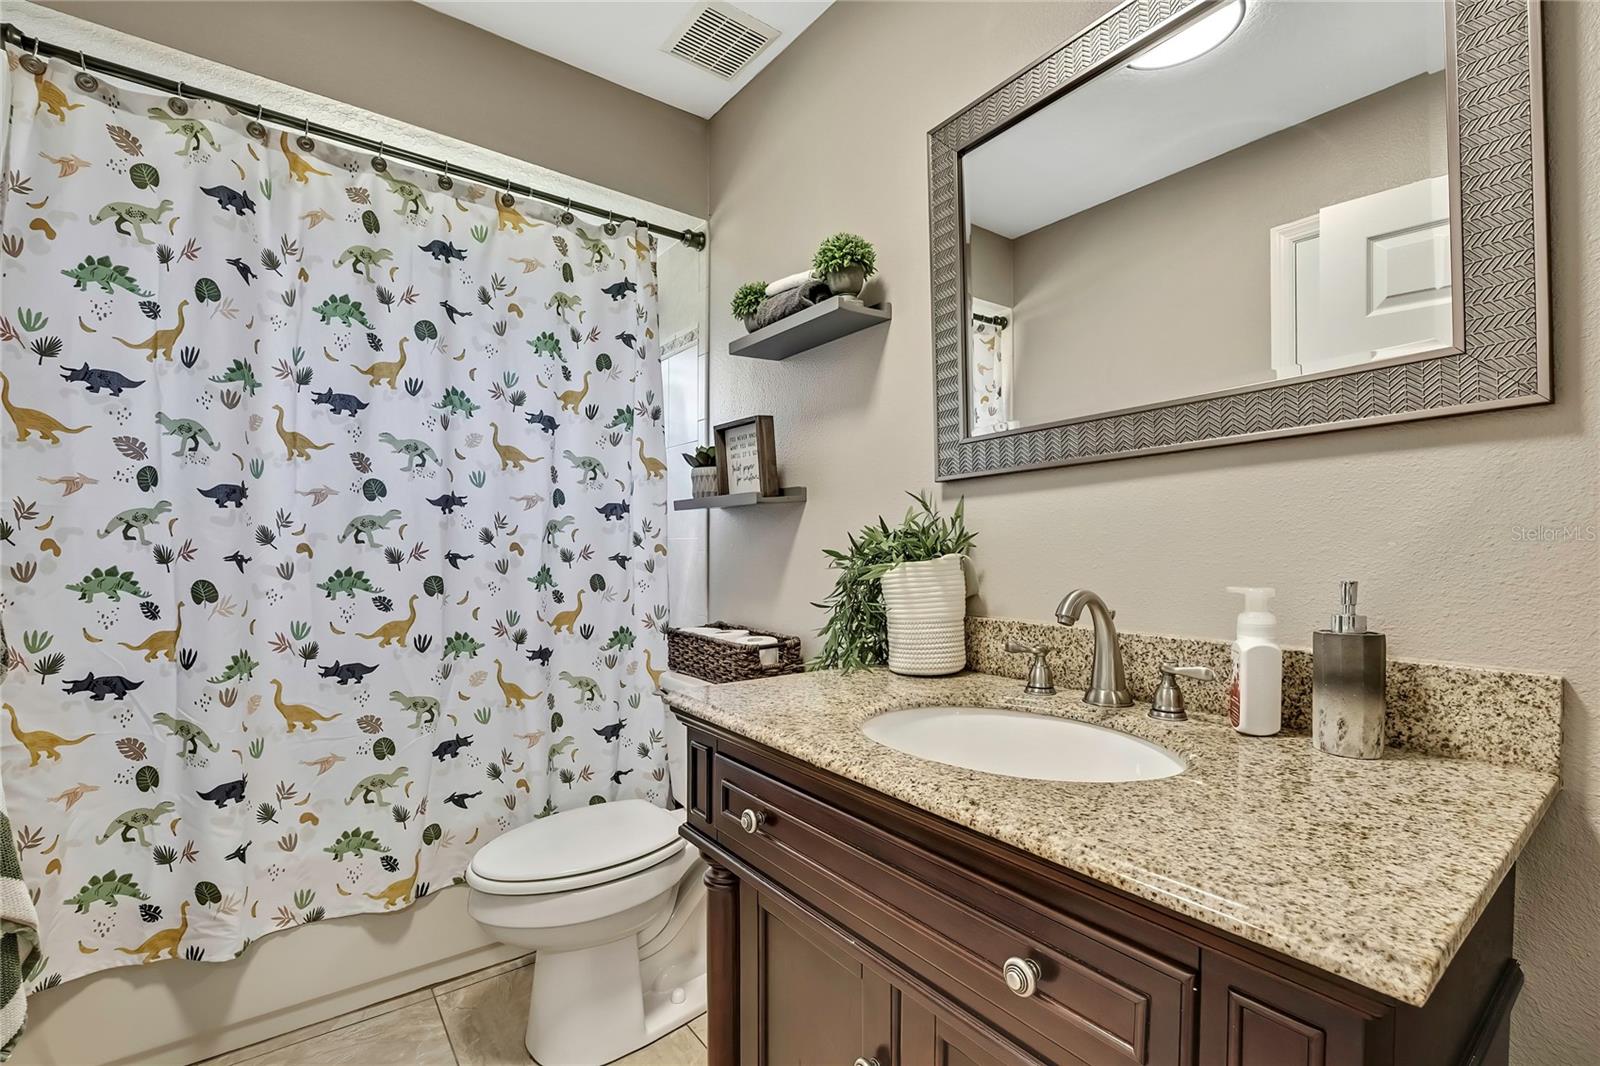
[526,936,707,1065]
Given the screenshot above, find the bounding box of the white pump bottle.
[1225,586,1281,736]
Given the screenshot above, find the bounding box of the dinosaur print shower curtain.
[0,52,672,985]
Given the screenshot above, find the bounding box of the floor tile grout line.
[194,989,433,1066]
[194,955,527,1065]
[433,952,536,999]
[431,992,463,1066]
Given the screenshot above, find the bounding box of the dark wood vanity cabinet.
[681,718,1521,1066]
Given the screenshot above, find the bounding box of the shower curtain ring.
[604,209,618,237]
[20,38,44,76]
[437,161,454,192]
[73,50,99,93]
[372,141,388,173]
[245,102,267,141]
[499,177,515,211]
[559,196,575,227]
[296,116,315,153]
[168,82,189,116]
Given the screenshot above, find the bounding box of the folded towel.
[754,278,832,330]
[0,808,41,1062]
[765,271,815,296]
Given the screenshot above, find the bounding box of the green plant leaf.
[129,163,160,190]
[194,277,222,304]
[811,490,974,672]
[812,232,877,278]
[729,281,768,318]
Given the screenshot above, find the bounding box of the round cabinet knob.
[738,808,766,834]
[853,1059,881,1066]
[1002,956,1041,998]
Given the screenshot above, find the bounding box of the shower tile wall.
[660,240,708,629]
[664,344,708,626]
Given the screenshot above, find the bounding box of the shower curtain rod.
[1,22,708,250]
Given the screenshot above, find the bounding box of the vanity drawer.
[713,754,1196,1066]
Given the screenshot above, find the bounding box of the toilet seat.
[466,799,686,896]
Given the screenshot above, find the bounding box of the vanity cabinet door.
[1198,951,1389,1066]
[739,879,893,1066]
[900,993,1054,1066]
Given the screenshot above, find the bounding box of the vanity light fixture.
[1128,0,1245,70]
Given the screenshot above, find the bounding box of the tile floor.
[197,955,709,1066]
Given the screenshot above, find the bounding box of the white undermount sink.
[861,706,1186,783]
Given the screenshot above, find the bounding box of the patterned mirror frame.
[929,0,1548,480]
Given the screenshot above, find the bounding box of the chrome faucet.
[1004,640,1056,695]
[1055,589,1133,708]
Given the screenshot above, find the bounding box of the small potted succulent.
[682,444,719,498]
[812,232,877,299]
[730,281,767,333]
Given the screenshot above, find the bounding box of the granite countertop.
[662,668,1558,1007]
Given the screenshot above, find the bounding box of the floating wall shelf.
[729,297,892,361]
[673,487,808,511]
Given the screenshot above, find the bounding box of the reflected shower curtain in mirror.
[0,52,671,986]
[968,299,1012,437]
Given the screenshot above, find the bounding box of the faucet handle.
[1150,664,1218,722]
[1005,640,1055,696]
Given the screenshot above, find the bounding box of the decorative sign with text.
[724,422,762,493]
[714,416,778,497]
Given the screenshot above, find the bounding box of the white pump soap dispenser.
[1225,586,1282,736]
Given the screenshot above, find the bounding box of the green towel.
[0,617,43,1060]
[0,808,41,1061]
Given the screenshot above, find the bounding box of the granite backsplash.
[966,616,1562,775]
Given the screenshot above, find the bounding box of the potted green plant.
[812,232,877,299]
[730,281,767,333]
[682,444,719,498]
[814,492,976,675]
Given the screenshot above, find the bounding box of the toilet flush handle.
[738,808,767,835]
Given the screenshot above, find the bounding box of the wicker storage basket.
[666,622,804,684]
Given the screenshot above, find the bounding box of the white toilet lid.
[469,800,685,885]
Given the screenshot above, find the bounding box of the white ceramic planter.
[690,467,719,498]
[826,264,867,298]
[880,554,968,676]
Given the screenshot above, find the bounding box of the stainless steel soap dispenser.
[1312,581,1387,759]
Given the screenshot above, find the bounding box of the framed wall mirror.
[928,0,1547,479]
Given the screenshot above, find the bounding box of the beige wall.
[706,4,1599,1064]
[992,73,1446,425]
[37,0,710,217]
[965,225,1014,307]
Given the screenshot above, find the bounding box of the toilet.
[466,697,707,1065]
